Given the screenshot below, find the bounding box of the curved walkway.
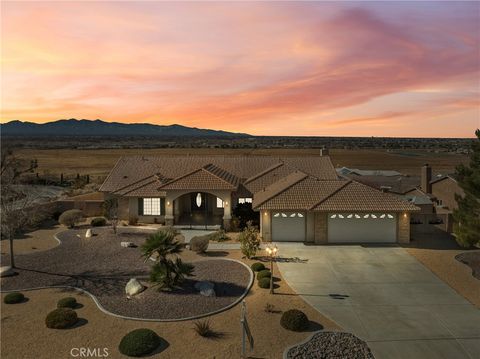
[275,243,480,359]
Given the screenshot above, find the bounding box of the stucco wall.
[431,178,463,211]
[314,212,328,244]
[260,210,272,241]
[397,212,411,244]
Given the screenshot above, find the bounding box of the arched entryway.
[173,192,224,227]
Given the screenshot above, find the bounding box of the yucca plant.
[193,320,214,337]
[142,229,194,291]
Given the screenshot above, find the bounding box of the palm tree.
[141,229,194,290]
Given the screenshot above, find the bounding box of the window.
[143,198,162,215]
[238,197,253,204]
[273,213,280,217]
[297,213,304,218]
[216,197,224,208]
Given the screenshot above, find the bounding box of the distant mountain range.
[0,119,250,137]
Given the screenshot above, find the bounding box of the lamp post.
[265,244,278,294]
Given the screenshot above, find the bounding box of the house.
[100,155,419,244]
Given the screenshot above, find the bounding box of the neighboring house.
[100,155,419,244]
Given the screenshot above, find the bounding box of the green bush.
[58,209,83,228]
[190,235,209,253]
[45,308,78,329]
[90,217,106,227]
[238,221,260,259]
[280,309,309,332]
[57,297,78,309]
[4,292,25,304]
[251,262,265,272]
[208,230,230,242]
[258,277,271,289]
[118,329,162,357]
[256,269,271,280]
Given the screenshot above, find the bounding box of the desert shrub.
[90,217,106,227]
[264,303,276,313]
[128,215,138,226]
[190,235,209,253]
[58,209,83,228]
[208,230,229,242]
[102,198,118,219]
[251,262,265,272]
[4,292,25,304]
[238,221,261,259]
[258,277,271,289]
[256,269,271,280]
[193,320,214,337]
[57,297,78,309]
[118,328,162,357]
[45,308,78,329]
[280,309,309,332]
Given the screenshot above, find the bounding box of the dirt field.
[16,148,468,183]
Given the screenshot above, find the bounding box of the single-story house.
[100,155,419,244]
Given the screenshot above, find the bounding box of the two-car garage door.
[328,213,397,243]
[271,212,305,242]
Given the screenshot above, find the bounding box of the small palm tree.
[141,229,194,291]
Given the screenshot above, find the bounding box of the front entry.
[174,192,223,227]
[271,212,306,242]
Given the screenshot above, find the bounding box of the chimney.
[320,148,329,156]
[421,164,432,194]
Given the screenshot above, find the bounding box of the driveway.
[275,243,480,359]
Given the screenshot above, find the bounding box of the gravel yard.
[286,332,374,359]
[456,251,480,280]
[0,228,251,320]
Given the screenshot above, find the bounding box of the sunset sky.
[1,1,479,137]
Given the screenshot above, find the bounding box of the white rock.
[121,241,135,248]
[125,278,144,296]
[0,266,16,277]
[85,229,92,238]
[200,288,216,297]
[194,281,214,291]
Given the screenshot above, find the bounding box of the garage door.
[272,212,305,242]
[328,213,397,243]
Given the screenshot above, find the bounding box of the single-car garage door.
[328,213,397,243]
[272,212,305,242]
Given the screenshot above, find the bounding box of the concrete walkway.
[275,243,480,359]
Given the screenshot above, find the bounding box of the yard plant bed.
[0,228,251,320]
[456,251,480,280]
[286,332,374,359]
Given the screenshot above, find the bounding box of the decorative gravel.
[456,251,480,280]
[286,332,375,359]
[0,228,251,320]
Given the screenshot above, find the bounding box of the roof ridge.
[253,171,308,209]
[157,167,203,189]
[201,164,239,188]
[244,161,284,184]
[309,180,352,210]
[112,174,156,194]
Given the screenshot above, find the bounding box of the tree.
[141,229,194,291]
[1,149,39,268]
[238,221,261,259]
[453,130,480,248]
[102,198,118,234]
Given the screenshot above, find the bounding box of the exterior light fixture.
[265,244,278,294]
[264,211,268,216]
[196,193,202,207]
[167,201,170,206]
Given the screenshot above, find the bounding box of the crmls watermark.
[70,348,109,358]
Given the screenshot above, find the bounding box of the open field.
[16,148,469,183]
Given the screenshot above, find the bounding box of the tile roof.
[158,165,238,191]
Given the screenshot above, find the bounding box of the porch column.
[165,196,174,226]
[222,192,232,231]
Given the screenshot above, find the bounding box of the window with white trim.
[143,198,161,215]
[216,197,224,208]
[238,197,253,204]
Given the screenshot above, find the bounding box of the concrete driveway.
[275,243,480,359]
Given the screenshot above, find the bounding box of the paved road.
[275,243,480,359]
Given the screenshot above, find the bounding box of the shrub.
[190,235,209,253]
[251,262,265,272]
[208,230,229,242]
[264,303,276,313]
[256,269,271,280]
[118,328,162,357]
[258,277,271,289]
[193,320,214,337]
[57,297,77,309]
[90,217,106,227]
[238,221,261,259]
[128,215,138,226]
[280,309,309,332]
[4,292,25,304]
[45,308,78,329]
[58,209,83,228]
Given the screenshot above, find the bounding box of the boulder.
[121,241,136,248]
[194,281,215,297]
[0,266,16,278]
[85,229,93,238]
[125,278,144,297]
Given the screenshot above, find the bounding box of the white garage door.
[328,213,397,243]
[272,212,305,242]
